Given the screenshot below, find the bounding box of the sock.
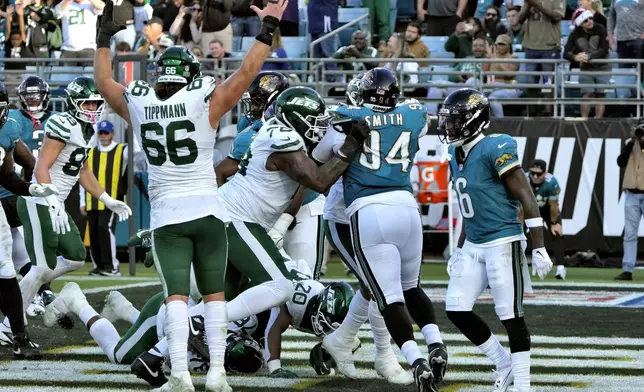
[165,301,190,375]
[421,324,443,345]
[37,282,52,296]
[400,340,423,366]
[89,318,120,363]
[205,301,227,372]
[151,337,169,357]
[129,308,141,325]
[18,267,47,314]
[368,300,393,354]
[226,280,290,322]
[18,263,31,278]
[478,334,511,370]
[334,290,369,344]
[0,278,25,335]
[79,306,99,326]
[511,351,531,390]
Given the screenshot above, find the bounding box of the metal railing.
[2,56,642,119]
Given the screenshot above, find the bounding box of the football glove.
[45,195,70,235]
[128,229,152,249]
[28,183,59,198]
[270,368,299,379]
[347,120,371,146]
[267,213,294,249]
[446,248,461,277]
[97,0,126,48]
[99,193,132,221]
[531,247,553,280]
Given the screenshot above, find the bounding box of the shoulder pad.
[262,124,304,153]
[188,76,217,103]
[44,113,78,142]
[124,80,153,102]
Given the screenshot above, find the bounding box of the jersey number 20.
[359,131,412,172]
[455,177,474,218]
[141,120,198,166]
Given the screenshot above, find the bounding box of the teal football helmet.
[310,282,355,337]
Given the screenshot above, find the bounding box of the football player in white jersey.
[19,77,131,343]
[217,87,370,356]
[55,0,104,62]
[93,0,291,390]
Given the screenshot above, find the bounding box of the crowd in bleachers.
[0,0,643,117]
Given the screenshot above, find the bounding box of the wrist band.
[525,217,543,228]
[256,16,280,46]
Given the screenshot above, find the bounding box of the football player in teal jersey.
[525,159,565,279]
[318,68,447,392]
[2,76,60,322]
[0,82,59,359]
[440,88,552,392]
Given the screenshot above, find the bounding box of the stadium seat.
[613,68,637,99]
[418,66,432,83]
[338,26,359,46]
[282,36,309,69]
[561,21,572,37]
[24,65,43,78]
[431,52,455,59]
[395,0,416,21]
[48,66,86,86]
[421,36,449,52]
[431,65,454,82]
[241,36,255,53]
[338,7,369,24]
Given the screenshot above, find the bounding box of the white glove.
[45,195,70,235]
[99,193,132,221]
[531,247,553,280]
[447,248,461,277]
[29,183,60,198]
[268,213,294,249]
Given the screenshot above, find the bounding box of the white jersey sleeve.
[125,76,229,230]
[312,128,348,224]
[218,120,304,230]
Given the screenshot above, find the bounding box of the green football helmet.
[224,332,263,374]
[310,281,355,337]
[155,46,201,85]
[346,76,363,106]
[65,77,104,125]
[275,86,330,149]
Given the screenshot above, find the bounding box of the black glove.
[270,368,299,378]
[346,120,371,146]
[335,120,371,163]
[97,0,126,49]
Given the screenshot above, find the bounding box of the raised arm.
[208,0,287,127]
[93,0,130,123]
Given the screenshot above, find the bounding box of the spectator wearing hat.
[483,34,520,117]
[134,16,175,59]
[523,159,566,279]
[564,8,610,118]
[616,119,644,281]
[578,0,606,27]
[80,120,129,277]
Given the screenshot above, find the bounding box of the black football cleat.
[412,358,438,392]
[13,332,42,360]
[427,342,448,383]
[131,351,167,387]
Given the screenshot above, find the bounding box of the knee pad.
[0,259,16,279]
[501,317,531,353]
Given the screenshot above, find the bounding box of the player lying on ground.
[43,283,264,387]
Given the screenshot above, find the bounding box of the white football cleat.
[152,373,195,392]
[322,332,358,379]
[555,265,567,280]
[101,291,135,324]
[43,282,88,327]
[0,322,13,346]
[27,295,46,317]
[493,365,514,392]
[205,369,232,392]
[375,349,414,385]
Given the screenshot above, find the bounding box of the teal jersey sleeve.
[0,118,20,152]
[302,189,320,205]
[228,121,262,161]
[488,134,520,178]
[237,116,252,134]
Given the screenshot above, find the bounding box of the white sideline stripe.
[320,278,644,289]
[282,328,644,346]
[57,276,157,282]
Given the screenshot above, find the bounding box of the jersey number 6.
[141,120,198,166]
[455,177,474,218]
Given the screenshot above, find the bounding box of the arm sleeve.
[490,137,520,178]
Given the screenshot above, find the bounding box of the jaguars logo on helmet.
[241,71,289,121]
[275,86,330,150]
[437,88,490,147]
[224,332,263,374]
[65,77,104,126]
[310,282,355,337]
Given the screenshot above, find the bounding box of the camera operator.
[616,118,644,281]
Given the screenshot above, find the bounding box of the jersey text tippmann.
[143,104,187,120]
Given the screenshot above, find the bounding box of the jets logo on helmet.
[346,76,363,106]
[276,86,330,149]
[224,332,263,374]
[65,77,105,125]
[310,282,355,337]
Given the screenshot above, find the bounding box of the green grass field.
[0,260,642,392]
